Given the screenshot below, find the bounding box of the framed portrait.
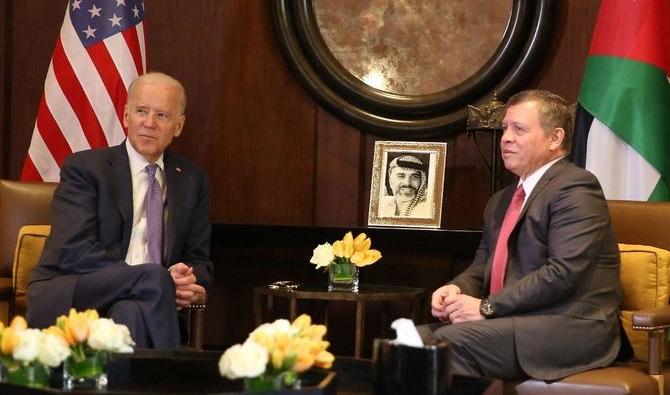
[368,141,447,228]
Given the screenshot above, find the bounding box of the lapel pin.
[176,167,182,173]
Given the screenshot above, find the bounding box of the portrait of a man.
[368,141,446,228]
[379,153,432,218]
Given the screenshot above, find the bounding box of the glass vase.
[328,262,359,292]
[244,371,299,392]
[3,363,50,388]
[62,350,108,390]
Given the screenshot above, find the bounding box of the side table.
[253,283,428,358]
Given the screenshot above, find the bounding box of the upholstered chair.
[510,200,670,395]
[1,179,207,350]
[0,180,57,322]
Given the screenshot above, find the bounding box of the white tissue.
[391,318,424,347]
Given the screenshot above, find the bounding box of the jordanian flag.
[572,0,670,201]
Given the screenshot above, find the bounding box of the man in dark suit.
[419,90,625,380]
[27,72,213,350]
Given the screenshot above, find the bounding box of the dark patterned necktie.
[489,186,525,294]
[145,164,163,264]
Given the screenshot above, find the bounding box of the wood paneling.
[0,1,6,177]
[207,224,481,350]
[0,0,603,349]
[314,108,362,226]
[5,1,63,179]
[1,0,601,228]
[535,0,601,102]
[143,0,317,225]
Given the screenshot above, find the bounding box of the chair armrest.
[186,292,207,311]
[633,306,670,331]
[184,292,207,350]
[632,307,670,376]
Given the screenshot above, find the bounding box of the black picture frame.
[271,0,557,139]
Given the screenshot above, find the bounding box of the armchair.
[0,179,57,322]
[0,179,206,350]
[512,200,670,395]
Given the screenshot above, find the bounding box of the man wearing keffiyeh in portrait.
[378,154,431,218]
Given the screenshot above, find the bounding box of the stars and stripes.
[21,0,146,181]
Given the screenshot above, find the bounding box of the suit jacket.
[27,143,213,326]
[451,158,622,380]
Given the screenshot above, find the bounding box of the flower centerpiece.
[219,314,335,392]
[310,231,382,292]
[56,309,135,390]
[0,316,71,388]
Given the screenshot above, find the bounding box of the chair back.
[608,200,670,362]
[0,180,57,279]
[608,200,670,250]
[12,225,51,317]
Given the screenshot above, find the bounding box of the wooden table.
[253,283,428,358]
[0,351,502,394]
[335,357,503,395]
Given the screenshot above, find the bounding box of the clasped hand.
[431,284,484,324]
[170,262,205,310]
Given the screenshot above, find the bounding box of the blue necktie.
[145,164,163,264]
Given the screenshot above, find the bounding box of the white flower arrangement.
[0,316,72,383]
[87,318,134,353]
[218,339,268,379]
[38,331,72,368]
[309,243,335,269]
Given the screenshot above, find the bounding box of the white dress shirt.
[518,156,565,209]
[124,140,166,265]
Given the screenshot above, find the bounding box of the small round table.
[253,283,428,358]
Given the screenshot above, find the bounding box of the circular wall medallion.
[271,0,557,138]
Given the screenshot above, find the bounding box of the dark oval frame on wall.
[271,0,557,139]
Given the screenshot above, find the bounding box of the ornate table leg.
[290,296,297,321]
[253,291,263,326]
[355,300,366,358]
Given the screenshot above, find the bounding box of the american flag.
[21,0,146,181]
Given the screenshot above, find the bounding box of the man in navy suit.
[27,72,213,350]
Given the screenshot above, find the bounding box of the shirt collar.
[125,140,164,176]
[518,156,565,197]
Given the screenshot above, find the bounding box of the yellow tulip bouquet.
[219,314,335,392]
[56,308,134,389]
[0,310,133,389]
[0,316,71,388]
[310,231,382,291]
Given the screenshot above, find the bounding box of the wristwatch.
[480,298,495,318]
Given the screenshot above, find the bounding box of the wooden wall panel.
[314,108,362,226]
[5,1,63,179]
[535,0,601,102]
[143,0,316,225]
[0,1,6,177]
[1,0,601,228]
[0,0,605,351]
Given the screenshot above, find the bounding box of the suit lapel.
[164,152,184,266]
[486,158,568,288]
[106,143,133,253]
[501,159,568,284]
[517,158,567,222]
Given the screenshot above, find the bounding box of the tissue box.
[372,339,451,395]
